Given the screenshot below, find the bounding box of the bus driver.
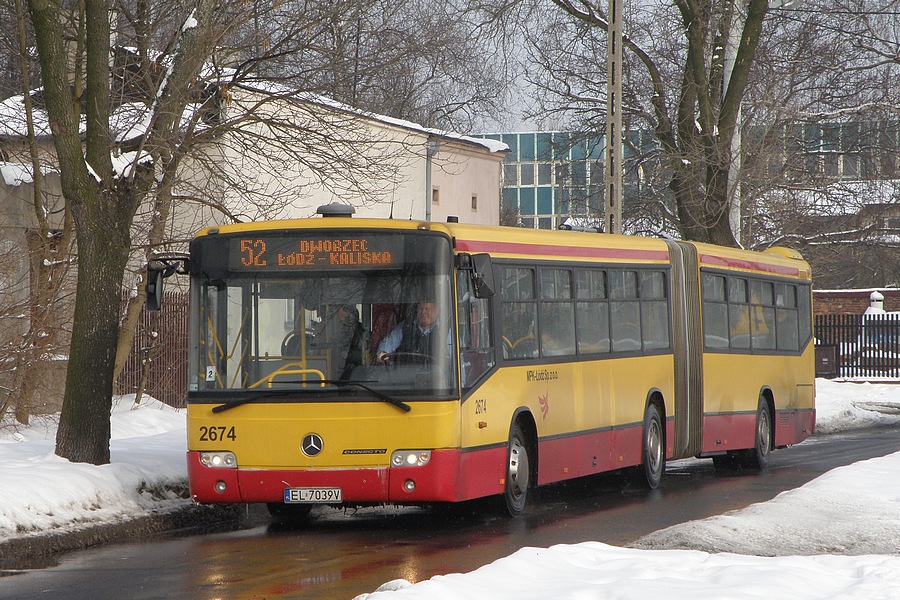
[376,301,447,365]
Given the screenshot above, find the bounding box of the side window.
[501,267,537,359]
[750,280,776,350]
[728,278,751,349]
[702,274,729,349]
[776,283,799,352]
[610,270,641,352]
[704,273,804,354]
[539,268,575,357]
[576,269,610,353]
[641,271,670,351]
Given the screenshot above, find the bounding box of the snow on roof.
[264,87,508,155]
[0,161,59,186]
[0,95,49,138]
[374,113,509,154]
[0,162,34,185]
[0,69,508,156]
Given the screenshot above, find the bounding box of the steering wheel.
[378,351,435,366]
[281,329,314,356]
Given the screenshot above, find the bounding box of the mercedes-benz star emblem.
[301,433,324,457]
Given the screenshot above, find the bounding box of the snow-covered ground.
[0,396,188,539]
[2,379,899,599]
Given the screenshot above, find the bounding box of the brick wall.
[813,289,900,315]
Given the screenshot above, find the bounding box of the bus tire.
[503,422,531,517]
[641,403,665,490]
[743,397,773,471]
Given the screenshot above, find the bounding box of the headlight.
[200,451,238,468]
[391,450,431,467]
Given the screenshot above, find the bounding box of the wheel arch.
[646,387,667,446]
[646,387,667,419]
[759,385,776,446]
[509,407,538,484]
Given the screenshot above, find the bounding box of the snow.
[2,380,900,599]
[0,82,509,156]
[0,396,186,538]
[0,162,34,186]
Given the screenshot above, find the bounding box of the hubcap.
[508,438,528,498]
[758,409,770,452]
[647,418,662,473]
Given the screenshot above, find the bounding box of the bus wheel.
[641,403,665,489]
[266,503,312,523]
[743,397,773,471]
[503,422,531,517]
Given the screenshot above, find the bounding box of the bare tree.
[0,0,75,427]
[247,0,511,132]
[15,0,513,463]
[473,0,900,293]
[473,0,782,246]
[735,1,900,287]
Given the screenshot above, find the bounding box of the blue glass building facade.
[482,122,897,231]
[479,132,606,230]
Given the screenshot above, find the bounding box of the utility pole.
[605,0,623,234]
[724,2,743,245]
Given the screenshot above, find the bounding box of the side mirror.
[145,255,189,311]
[146,266,166,311]
[471,253,495,298]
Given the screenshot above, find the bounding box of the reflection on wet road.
[1,427,897,600]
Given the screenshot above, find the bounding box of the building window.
[471,194,478,211]
[521,163,535,186]
[504,163,518,186]
[432,187,440,205]
[538,163,552,185]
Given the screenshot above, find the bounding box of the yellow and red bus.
[149,204,814,518]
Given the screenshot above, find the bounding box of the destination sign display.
[228,234,402,271]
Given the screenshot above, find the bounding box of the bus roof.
[690,241,811,281]
[194,217,810,280]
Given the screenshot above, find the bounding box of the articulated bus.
[148,204,815,518]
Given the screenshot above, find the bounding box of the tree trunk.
[54,204,131,464]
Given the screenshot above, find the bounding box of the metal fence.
[815,313,900,379]
[116,291,189,407]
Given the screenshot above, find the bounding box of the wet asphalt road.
[0,426,898,600]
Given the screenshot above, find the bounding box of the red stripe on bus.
[699,253,800,276]
[455,239,669,261]
[187,449,500,505]
[700,408,815,454]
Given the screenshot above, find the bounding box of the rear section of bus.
[693,244,816,457]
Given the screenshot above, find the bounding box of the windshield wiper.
[210,389,296,414]
[323,380,411,412]
[210,380,411,413]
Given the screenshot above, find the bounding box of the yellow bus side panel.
[461,355,675,481]
[702,343,815,452]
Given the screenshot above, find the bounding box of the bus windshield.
[188,230,457,398]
